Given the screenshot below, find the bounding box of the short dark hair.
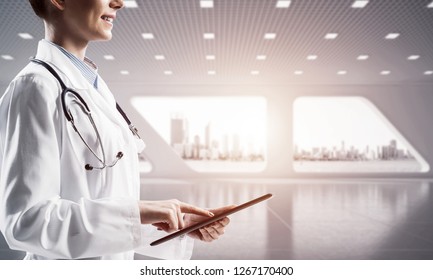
[28,0,47,19]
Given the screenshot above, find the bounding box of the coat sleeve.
[135,225,194,259]
[0,74,142,259]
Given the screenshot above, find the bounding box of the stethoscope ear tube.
[30,57,140,171]
[116,103,141,139]
[62,88,92,122]
[31,58,138,135]
[30,58,86,122]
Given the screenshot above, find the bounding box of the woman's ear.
[49,0,66,11]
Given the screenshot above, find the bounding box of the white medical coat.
[0,40,193,260]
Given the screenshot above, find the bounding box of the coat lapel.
[35,40,128,131]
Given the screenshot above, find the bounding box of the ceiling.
[1,0,433,86]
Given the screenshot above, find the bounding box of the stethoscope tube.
[30,58,137,171]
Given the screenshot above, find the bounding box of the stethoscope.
[30,58,141,171]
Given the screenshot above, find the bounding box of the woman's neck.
[44,22,88,60]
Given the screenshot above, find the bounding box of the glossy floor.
[2,178,433,260]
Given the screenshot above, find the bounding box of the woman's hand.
[184,205,236,242]
[138,200,214,233]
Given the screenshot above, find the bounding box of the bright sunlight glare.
[131,96,267,152]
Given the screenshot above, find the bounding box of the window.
[293,97,429,172]
[132,97,267,172]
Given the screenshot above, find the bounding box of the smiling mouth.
[101,16,113,24]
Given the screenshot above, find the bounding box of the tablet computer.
[150,193,273,246]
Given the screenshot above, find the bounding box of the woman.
[0,0,231,260]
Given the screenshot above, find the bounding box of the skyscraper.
[205,122,213,149]
[390,139,397,159]
[170,115,185,147]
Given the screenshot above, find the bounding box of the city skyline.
[132,96,425,167]
[171,116,265,162]
[294,139,415,161]
[132,97,267,162]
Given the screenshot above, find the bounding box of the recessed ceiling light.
[123,0,138,8]
[424,70,433,75]
[155,55,165,60]
[276,1,291,8]
[120,70,129,75]
[357,55,369,60]
[325,33,338,39]
[142,33,154,39]
[208,70,216,75]
[164,71,173,75]
[264,33,276,40]
[385,33,400,39]
[408,55,420,60]
[428,1,433,8]
[104,55,115,60]
[352,0,369,8]
[200,0,213,8]
[1,55,14,60]
[206,55,216,60]
[251,70,260,75]
[256,55,267,60]
[18,33,33,39]
[294,70,303,75]
[381,70,391,75]
[307,55,318,60]
[204,33,215,39]
[337,70,347,75]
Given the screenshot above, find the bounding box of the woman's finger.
[199,228,213,242]
[204,226,221,239]
[179,202,214,217]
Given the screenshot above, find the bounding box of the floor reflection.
[139,179,433,260]
[2,179,433,259]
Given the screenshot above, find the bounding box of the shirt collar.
[44,39,99,89]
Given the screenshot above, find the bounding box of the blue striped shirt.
[45,40,99,89]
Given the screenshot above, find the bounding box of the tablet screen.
[150,193,273,246]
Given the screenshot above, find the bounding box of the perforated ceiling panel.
[1,0,433,86]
